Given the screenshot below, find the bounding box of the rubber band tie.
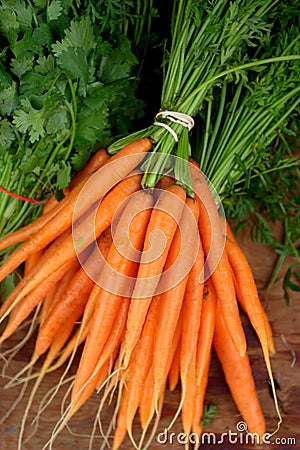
[153,110,195,142]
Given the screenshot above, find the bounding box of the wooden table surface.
[0,223,299,450]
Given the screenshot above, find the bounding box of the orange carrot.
[0,229,71,319]
[112,386,130,450]
[125,296,161,441]
[0,258,77,344]
[139,365,154,430]
[155,175,175,190]
[48,228,113,371]
[3,173,142,311]
[23,194,58,277]
[139,314,182,430]
[195,279,217,386]
[44,260,81,312]
[181,348,197,438]
[122,184,187,367]
[41,195,60,214]
[180,227,204,386]
[224,221,275,355]
[153,198,200,400]
[224,221,281,432]
[72,189,153,401]
[17,298,88,447]
[34,266,93,356]
[71,137,151,220]
[23,250,44,277]
[39,284,58,326]
[0,139,149,279]
[168,337,181,391]
[95,296,131,390]
[67,148,109,190]
[231,266,275,356]
[2,149,108,254]
[49,319,91,372]
[66,296,131,417]
[190,160,247,357]
[213,300,266,439]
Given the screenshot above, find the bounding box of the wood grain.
[0,224,299,450]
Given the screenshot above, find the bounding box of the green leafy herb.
[0,0,158,238]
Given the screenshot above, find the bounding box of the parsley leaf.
[0,0,157,237]
[56,160,71,189]
[0,83,18,115]
[52,16,95,58]
[47,0,63,22]
[12,98,45,143]
[0,119,15,153]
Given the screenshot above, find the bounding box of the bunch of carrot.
[0,137,280,449]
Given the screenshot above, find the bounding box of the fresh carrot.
[0,139,149,278]
[44,260,81,313]
[61,309,124,420]
[39,284,58,326]
[0,191,83,280]
[23,250,43,278]
[34,264,93,356]
[153,197,199,401]
[71,137,151,220]
[230,265,275,356]
[121,184,187,368]
[49,318,91,372]
[139,314,182,432]
[181,348,197,439]
[155,175,175,190]
[23,194,59,277]
[139,365,154,431]
[0,229,71,318]
[0,258,77,344]
[2,173,142,311]
[195,279,217,386]
[48,228,113,372]
[224,220,281,432]
[224,220,275,355]
[112,385,130,450]
[168,337,181,391]
[125,295,161,443]
[95,296,131,391]
[180,226,204,387]
[17,298,87,448]
[72,189,153,401]
[67,148,109,190]
[213,299,266,440]
[190,160,247,357]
